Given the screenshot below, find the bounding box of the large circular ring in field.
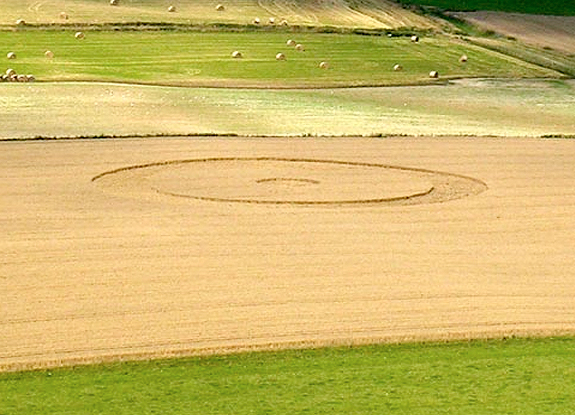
[92,157,487,206]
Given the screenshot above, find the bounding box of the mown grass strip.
[1,337,575,414]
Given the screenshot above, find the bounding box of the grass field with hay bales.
[2,337,575,414]
[0,30,562,88]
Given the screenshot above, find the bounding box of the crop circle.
[93,157,487,206]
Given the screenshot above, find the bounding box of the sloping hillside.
[0,0,442,29]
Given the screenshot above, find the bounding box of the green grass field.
[398,0,575,16]
[0,30,561,87]
[2,337,575,414]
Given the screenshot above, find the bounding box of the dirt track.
[2,136,575,371]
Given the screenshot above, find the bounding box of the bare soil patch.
[1,136,575,371]
[457,12,575,54]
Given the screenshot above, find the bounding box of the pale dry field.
[0,0,439,29]
[2,81,574,139]
[457,12,575,55]
[1,136,575,372]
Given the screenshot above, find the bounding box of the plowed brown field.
[2,136,575,372]
[457,12,575,54]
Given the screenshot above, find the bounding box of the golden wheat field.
[1,135,575,372]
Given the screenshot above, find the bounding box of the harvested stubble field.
[1,135,575,372]
[0,0,439,29]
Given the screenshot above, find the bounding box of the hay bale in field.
[459,54,468,63]
[60,12,69,20]
[269,17,275,24]
[295,43,304,51]
[216,4,225,11]
[16,19,26,26]
[110,0,119,5]
[17,74,27,82]
[286,39,296,47]
[10,74,18,82]
[232,50,242,58]
[1,74,8,82]
[75,31,85,40]
[27,74,36,82]
[393,64,403,71]
[280,19,288,26]
[429,70,439,78]
[275,52,286,61]
[410,35,419,42]
[319,61,329,69]
[7,52,16,60]
[253,17,260,24]
[167,5,176,12]
[45,50,55,59]
[6,68,16,77]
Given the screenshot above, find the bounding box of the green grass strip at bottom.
[1,337,575,414]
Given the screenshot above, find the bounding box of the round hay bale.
[275,52,286,61]
[393,64,403,71]
[10,74,18,82]
[75,31,85,40]
[459,54,468,63]
[59,12,69,20]
[45,50,55,59]
[7,52,16,60]
[16,19,26,26]
[286,39,296,47]
[253,17,260,24]
[6,68,16,77]
[410,35,419,42]
[269,17,275,24]
[27,74,36,82]
[280,19,289,26]
[429,70,439,78]
[110,0,119,5]
[1,74,8,82]
[319,61,329,69]
[231,50,242,59]
[167,5,176,12]
[216,4,225,11]
[17,74,27,82]
[295,43,304,51]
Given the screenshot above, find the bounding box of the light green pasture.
[1,79,574,138]
[0,31,560,88]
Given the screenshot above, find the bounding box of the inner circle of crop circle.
[92,157,487,206]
